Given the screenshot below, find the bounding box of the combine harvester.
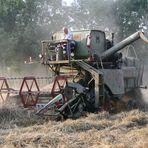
[0,30,148,119]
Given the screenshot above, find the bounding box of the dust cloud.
[0,62,52,90]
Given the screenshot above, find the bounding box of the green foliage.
[0,0,148,67]
[0,0,25,32]
[114,0,148,37]
[67,0,115,30]
[0,28,18,65]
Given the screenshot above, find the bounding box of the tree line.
[0,0,147,66]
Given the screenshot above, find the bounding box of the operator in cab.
[62,27,76,59]
[63,27,73,40]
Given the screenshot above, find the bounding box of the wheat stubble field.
[0,104,148,148]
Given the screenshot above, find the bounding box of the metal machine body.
[39,30,148,118]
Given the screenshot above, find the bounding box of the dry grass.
[0,105,148,148]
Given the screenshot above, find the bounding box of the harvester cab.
[41,30,107,63]
[39,30,148,118]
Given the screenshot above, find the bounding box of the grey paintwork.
[41,30,147,101]
[52,30,106,58]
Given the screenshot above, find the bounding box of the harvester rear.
[38,29,148,118]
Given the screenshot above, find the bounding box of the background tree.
[67,0,116,32]
[0,0,148,66]
[114,0,148,38]
[0,0,65,65]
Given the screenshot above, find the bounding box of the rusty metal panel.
[52,30,91,58]
[122,67,137,78]
[102,69,124,95]
[73,30,90,58]
[124,78,136,92]
[52,30,106,59]
[90,30,106,54]
[122,57,143,88]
